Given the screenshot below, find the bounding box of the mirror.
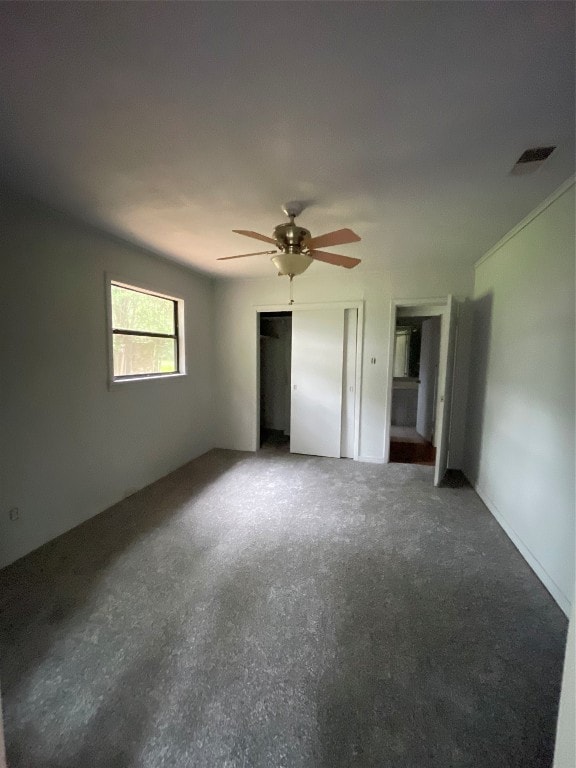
[393,325,421,378]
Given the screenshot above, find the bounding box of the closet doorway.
[259,312,292,451]
[256,303,362,459]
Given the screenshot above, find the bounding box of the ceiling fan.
[218,201,361,277]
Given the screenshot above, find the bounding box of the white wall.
[213,266,473,462]
[463,180,575,613]
[0,193,215,568]
[553,599,576,767]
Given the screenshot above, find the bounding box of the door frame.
[384,296,456,483]
[254,301,364,459]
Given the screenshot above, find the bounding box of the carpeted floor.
[0,449,568,767]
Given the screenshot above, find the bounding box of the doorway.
[389,315,440,465]
[256,303,363,459]
[386,297,457,486]
[259,312,292,451]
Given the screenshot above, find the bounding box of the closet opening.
[259,311,292,451]
[256,303,362,459]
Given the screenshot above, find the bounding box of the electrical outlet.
[8,507,20,521]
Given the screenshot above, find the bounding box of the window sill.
[108,372,187,390]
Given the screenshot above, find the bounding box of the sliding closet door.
[290,309,344,457]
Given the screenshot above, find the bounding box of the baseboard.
[473,480,571,617]
[357,455,386,464]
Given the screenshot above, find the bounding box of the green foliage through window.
[111,282,181,379]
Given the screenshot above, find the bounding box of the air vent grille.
[510,146,556,175]
[516,146,556,164]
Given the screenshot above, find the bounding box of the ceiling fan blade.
[306,228,361,250]
[217,250,277,261]
[309,249,361,269]
[232,229,277,245]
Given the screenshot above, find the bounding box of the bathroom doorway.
[389,315,440,465]
[385,297,457,485]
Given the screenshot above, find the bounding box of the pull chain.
[289,274,294,305]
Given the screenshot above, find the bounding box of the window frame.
[106,277,186,386]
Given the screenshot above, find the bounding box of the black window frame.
[109,280,184,382]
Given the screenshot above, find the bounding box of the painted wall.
[0,193,215,568]
[213,266,473,462]
[553,599,576,767]
[463,181,575,613]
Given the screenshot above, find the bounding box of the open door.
[290,308,344,457]
[434,295,457,485]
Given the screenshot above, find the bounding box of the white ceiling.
[0,2,574,279]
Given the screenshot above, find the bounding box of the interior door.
[434,295,458,485]
[416,317,441,443]
[290,308,344,457]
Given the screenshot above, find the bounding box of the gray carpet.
[0,448,567,767]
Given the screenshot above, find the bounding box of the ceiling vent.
[510,146,556,175]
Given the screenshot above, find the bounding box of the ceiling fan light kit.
[218,201,362,278]
[271,252,313,276]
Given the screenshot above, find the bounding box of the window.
[109,281,184,381]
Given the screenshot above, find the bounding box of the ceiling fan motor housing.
[273,222,311,254]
